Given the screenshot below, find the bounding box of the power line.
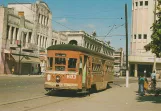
[53,20,75,31]
[101,23,125,41]
[10,0,125,35]
[12,0,75,31]
[96,34,125,37]
[53,16,123,20]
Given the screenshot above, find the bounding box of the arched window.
[69,40,78,45]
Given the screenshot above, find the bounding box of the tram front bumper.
[44,82,79,90]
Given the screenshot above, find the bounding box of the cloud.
[85,24,95,29]
[57,18,67,23]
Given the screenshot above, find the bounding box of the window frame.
[135,2,138,6]
[138,34,142,39]
[145,1,148,6]
[143,34,147,39]
[134,34,136,39]
[140,1,143,6]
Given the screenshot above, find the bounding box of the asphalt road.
[0,76,138,111]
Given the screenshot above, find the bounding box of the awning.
[12,55,40,63]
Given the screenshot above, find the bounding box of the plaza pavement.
[62,81,161,111]
[0,74,160,111]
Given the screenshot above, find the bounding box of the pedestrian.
[144,76,149,95]
[38,65,41,75]
[11,65,15,74]
[32,66,34,75]
[139,74,145,96]
[144,69,146,77]
[151,70,156,91]
[138,74,141,93]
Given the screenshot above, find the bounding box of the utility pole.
[17,40,21,75]
[125,4,129,87]
[0,32,1,62]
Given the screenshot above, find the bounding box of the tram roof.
[47,44,114,60]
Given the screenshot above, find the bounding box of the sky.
[1,0,132,51]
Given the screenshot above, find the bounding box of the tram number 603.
[67,75,76,79]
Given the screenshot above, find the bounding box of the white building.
[0,1,53,74]
[52,30,68,45]
[39,30,68,74]
[129,0,161,77]
[114,48,124,76]
[61,31,115,57]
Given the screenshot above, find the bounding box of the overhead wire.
[52,16,123,20]
[10,0,125,37]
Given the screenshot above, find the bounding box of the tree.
[144,0,161,57]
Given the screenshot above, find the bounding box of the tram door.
[80,55,91,89]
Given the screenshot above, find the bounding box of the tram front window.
[55,58,66,65]
[55,58,66,71]
[68,58,77,71]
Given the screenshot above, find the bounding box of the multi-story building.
[114,48,124,76]
[61,31,115,56]
[0,1,53,74]
[52,30,68,45]
[129,0,161,77]
[39,30,68,74]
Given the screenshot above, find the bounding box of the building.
[129,0,161,77]
[114,48,124,76]
[0,1,53,74]
[39,30,68,74]
[52,30,68,45]
[0,1,114,75]
[61,31,115,56]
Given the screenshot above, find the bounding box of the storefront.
[129,55,161,78]
[4,53,40,75]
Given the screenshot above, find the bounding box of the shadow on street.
[136,95,161,103]
[45,84,113,97]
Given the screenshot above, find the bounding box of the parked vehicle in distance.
[114,72,120,77]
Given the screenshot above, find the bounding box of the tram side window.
[92,63,101,73]
[47,57,53,70]
[68,58,77,68]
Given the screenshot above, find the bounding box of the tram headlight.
[56,75,60,83]
[47,74,51,81]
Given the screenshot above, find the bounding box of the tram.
[44,44,114,93]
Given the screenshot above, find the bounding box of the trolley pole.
[125,4,129,87]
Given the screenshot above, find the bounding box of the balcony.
[22,43,38,52]
[9,40,18,50]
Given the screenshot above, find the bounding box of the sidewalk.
[119,76,161,82]
[56,82,161,111]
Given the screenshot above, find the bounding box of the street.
[0,76,138,111]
